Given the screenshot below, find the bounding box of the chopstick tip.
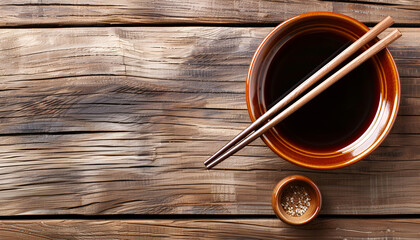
[395,29,402,37]
[388,29,402,41]
[385,16,394,23]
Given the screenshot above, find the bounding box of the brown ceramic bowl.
[246,12,400,169]
[272,175,322,225]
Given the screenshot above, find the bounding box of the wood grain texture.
[0,219,418,239]
[0,27,419,215]
[1,0,420,26]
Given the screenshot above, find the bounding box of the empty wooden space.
[1,0,420,26]
[0,219,419,239]
[0,0,419,239]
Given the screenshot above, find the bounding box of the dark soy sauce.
[264,30,380,151]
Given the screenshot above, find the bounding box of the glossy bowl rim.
[246,11,400,169]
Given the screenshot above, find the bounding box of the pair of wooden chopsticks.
[204,16,401,169]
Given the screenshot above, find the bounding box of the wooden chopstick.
[204,16,394,168]
[205,28,402,169]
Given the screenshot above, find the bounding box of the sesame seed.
[281,185,311,217]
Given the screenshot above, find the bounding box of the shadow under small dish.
[272,175,322,225]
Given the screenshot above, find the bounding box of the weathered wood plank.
[0,219,418,239]
[1,0,420,26]
[0,27,418,215]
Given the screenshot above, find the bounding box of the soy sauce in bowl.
[263,29,380,152]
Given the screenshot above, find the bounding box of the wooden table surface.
[0,1,419,239]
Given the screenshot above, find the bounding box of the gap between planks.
[0,214,419,220]
[2,23,420,29]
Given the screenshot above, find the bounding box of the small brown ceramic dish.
[246,12,400,169]
[272,175,322,225]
